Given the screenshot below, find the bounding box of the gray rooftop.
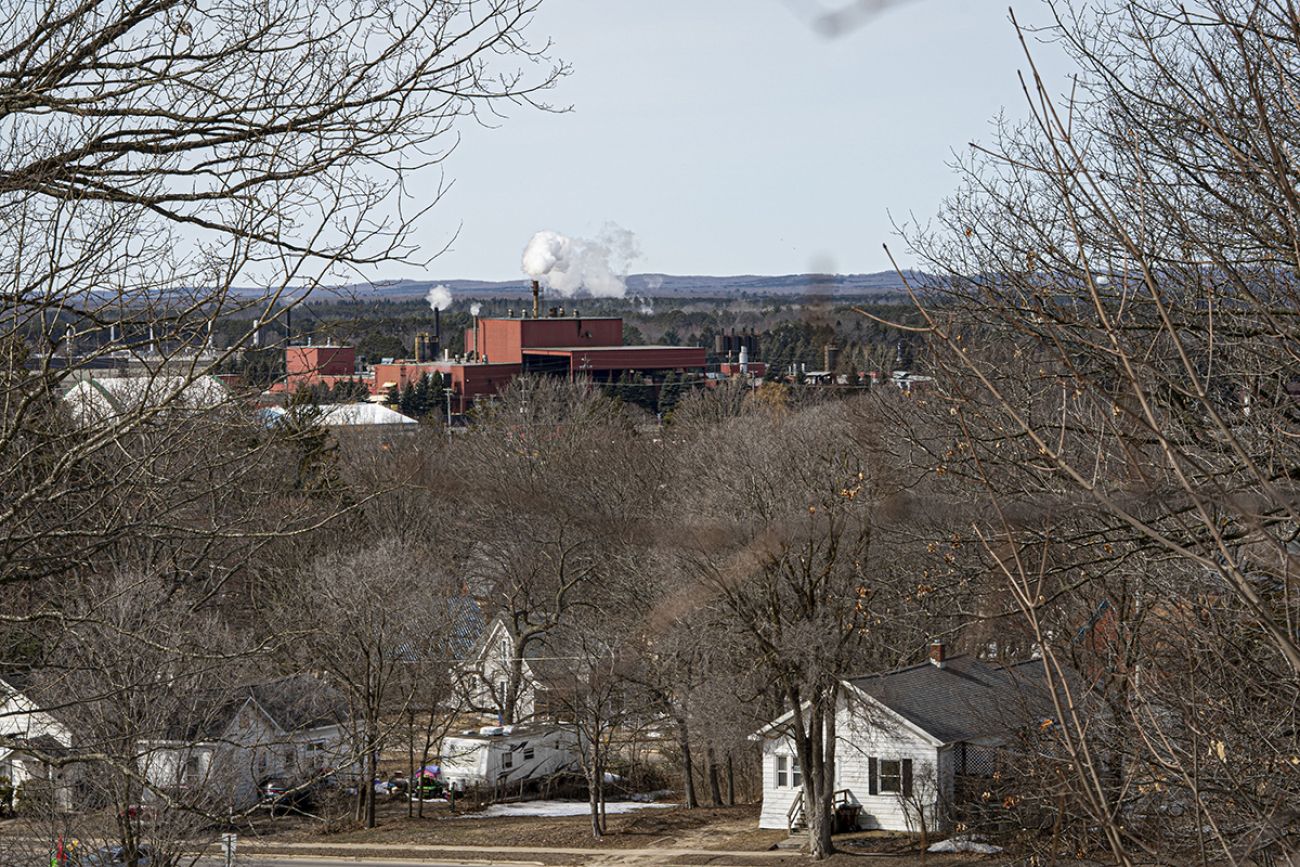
[848,655,1054,744]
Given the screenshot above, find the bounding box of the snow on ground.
[465,800,676,819]
[927,836,1004,854]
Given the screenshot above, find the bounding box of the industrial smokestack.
[531,279,541,319]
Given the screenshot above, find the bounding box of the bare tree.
[670,399,924,859]
[895,1,1300,861]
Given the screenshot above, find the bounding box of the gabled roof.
[161,675,347,742]
[447,597,487,660]
[846,656,1052,744]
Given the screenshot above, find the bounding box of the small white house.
[756,643,1050,834]
[137,676,351,808]
[0,678,75,811]
[438,724,578,791]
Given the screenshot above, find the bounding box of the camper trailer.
[439,724,577,790]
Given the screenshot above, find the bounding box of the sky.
[400,0,1068,282]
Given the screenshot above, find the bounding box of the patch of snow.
[928,836,1004,854]
[465,800,675,819]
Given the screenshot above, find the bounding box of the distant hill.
[328,271,925,301]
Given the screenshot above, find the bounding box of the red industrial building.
[285,309,706,415]
[275,345,362,394]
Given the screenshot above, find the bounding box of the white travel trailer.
[439,724,577,790]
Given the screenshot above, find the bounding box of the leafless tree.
[669,399,926,859]
[893,1,1300,861]
[262,538,461,829]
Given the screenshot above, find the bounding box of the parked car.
[257,777,313,814]
[79,845,154,866]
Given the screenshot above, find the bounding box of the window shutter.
[902,758,913,798]
[868,757,878,795]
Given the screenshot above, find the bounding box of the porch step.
[773,832,808,851]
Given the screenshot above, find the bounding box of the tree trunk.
[588,767,603,839]
[502,630,530,725]
[800,693,837,859]
[366,747,378,828]
[726,750,735,806]
[706,744,723,807]
[407,710,415,818]
[677,717,698,808]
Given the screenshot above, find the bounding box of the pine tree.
[413,374,431,417]
[658,371,682,415]
[399,382,418,417]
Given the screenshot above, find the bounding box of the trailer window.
[524,747,535,761]
[502,751,514,769]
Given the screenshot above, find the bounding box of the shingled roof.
[847,655,1054,744]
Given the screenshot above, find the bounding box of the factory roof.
[523,345,699,353]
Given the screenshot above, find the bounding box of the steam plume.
[470,303,482,316]
[521,224,639,298]
[425,285,453,311]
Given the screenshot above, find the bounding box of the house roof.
[447,597,487,660]
[846,655,1053,744]
[163,675,347,741]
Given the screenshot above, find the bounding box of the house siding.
[836,704,941,832]
[758,738,803,830]
[757,696,943,834]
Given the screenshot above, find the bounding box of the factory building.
[281,296,707,415]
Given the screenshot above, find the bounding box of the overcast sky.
[402,0,1065,282]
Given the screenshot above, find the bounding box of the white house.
[0,678,75,811]
[756,642,1051,834]
[137,675,351,809]
[456,617,559,723]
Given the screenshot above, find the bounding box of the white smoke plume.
[521,224,640,298]
[425,284,453,311]
[470,303,482,316]
[635,296,655,316]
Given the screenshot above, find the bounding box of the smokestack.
[473,315,480,361]
[825,344,841,373]
[929,640,947,668]
[531,279,540,319]
[739,344,749,374]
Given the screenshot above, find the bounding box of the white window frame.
[776,755,801,788]
[502,750,514,769]
[879,758,902,794]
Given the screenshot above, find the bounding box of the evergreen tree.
[658,371,683,415]
[413,374,431,417]
[399,382,418,417]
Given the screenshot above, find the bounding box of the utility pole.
[444,387,454,438]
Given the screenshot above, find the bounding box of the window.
[777,755,802,788]
[502,751,514,769]
[497,680,507,704]
[182,755,200,784]
[868,757,913,797]
[879,759,902,794]
[500,638,510,660]
[523,747,535,761]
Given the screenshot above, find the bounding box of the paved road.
[234,860,539,867]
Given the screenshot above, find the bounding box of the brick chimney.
[929,640,947,668]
